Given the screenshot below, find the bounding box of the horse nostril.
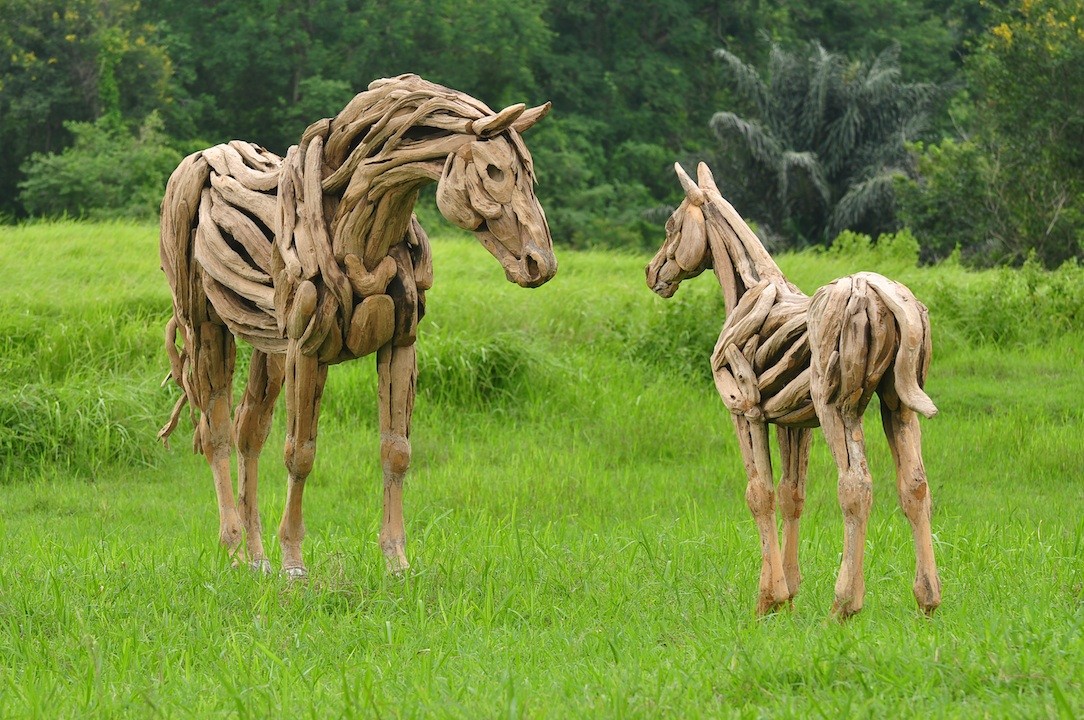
[524,252,541,280]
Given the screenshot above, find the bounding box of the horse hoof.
[250,559,272,574]
[283,566,308,580]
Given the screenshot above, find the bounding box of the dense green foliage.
[898,0,1084,267]
[1,222,1082,715]
[0,0,172,216]
[0,0,1080,264]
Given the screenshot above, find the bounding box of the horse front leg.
[377,341,416,574]
[777,426,812,600]
[279,340,328,578]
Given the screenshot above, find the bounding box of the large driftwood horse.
[159,74,556,577]
[646,163,941,617]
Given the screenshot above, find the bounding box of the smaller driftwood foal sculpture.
[646,163,941,617]
[159,74,556,576]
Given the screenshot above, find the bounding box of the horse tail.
[158,151,212,447]
[864,273,938,418]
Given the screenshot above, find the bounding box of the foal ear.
[674,163,705,205]
[697,162,719,193]
[511,102,552,133]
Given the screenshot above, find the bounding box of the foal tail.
[157,151,212,448]
[864,273,938,418]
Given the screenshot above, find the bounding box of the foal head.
[436,104,557,288]
[646,163,715,298]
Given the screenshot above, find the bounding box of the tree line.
[1,0,1080,266]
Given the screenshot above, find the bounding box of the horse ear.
[697,162,719,193]
[511,102,552,133]
[675,163,705,205]
[472,103,526,136]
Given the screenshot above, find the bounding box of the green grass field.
[1,220,1082,718]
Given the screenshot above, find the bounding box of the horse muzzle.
[509,244,557,287]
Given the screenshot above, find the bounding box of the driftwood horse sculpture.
[159,74,556,577]
[646,163,941,617]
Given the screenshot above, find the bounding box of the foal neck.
[702,190,792,315]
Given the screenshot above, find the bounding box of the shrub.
[926,255,1084,346]
[417,332,549,410]
[826,228,920,268]
[625,283,725,385]
[896,139,998,264]
[18,113,181,220]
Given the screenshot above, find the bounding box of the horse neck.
[702,192,789,315]
[331,155,442,268]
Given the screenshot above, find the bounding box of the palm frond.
[714,47,771,117]
[802,43,839,147]
[779,150,830,208]
[710,112,783,168]
[828,169,906,235]
[711,38,947,245]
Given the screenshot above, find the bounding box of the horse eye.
[486,164,505,182]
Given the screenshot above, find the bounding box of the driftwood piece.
[754,315,805,372]
[158,74,557,581]
[717,282,777,352]
[645,161,942,619]
[344,254,397,296]
[756,332,810,396]
[345,294,395,357]
[407,216,434,291]
[287,281,318,340]
[210,173,277,231]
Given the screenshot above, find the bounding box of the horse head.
[646,163,715,298]
[436,103,557,288]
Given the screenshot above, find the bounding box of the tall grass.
[0,221,1082,717]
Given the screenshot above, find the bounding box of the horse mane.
[317,75,493,191]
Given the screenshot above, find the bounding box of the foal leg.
[233,350,284,572]
[777,426,812,600]
[377,342,416,574]
[880,396,942,614]
[816,402,873,618]
[278,342,328,577]
[733,415,789,614]
[194,321,243,559]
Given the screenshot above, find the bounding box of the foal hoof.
[914,575,942,616]
[381,542,410,576]
[756,598,790,616]
[830,599,863,620]
[283,566,308,580]
[384,555,410,577]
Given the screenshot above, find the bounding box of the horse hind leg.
[777,426,811,600]
[816,401,874,618]
[233,350,285,572]
[880,387,942,614]
[193,321,244,561]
